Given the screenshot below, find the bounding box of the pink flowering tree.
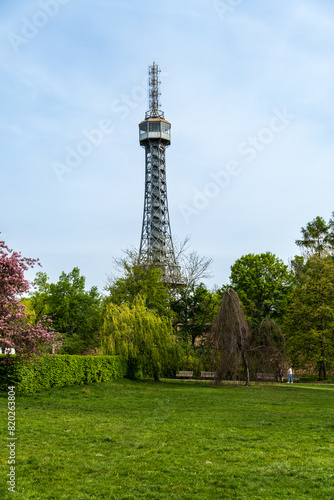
[0,237,60,364]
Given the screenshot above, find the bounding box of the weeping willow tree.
[212,288,251,386]
[100,296,180,380]
[250,318,286,377]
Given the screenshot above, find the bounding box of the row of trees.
[226,214,334,380]
[25,268,101,355]
[1,213,334,380]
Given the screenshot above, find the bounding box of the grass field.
[1,379,334,499]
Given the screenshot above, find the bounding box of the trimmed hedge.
[0,355,127,394]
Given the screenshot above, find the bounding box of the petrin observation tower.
[138,62,178,280]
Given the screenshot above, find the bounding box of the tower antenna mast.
[146,62,164,119]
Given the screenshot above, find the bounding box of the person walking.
[287,366,293,384]
[277,365,284,383]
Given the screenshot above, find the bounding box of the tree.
[0,238,57,363]
[27,272,51,321]
[109,238,213,298]
[251,319,286,376]
[295,214,334,257]
[170,283,222,346]
[284,255,334,380]
[172,235,213,291]
[100,297,180,380]
[105,261,172,318]
[29,268,101,354]
[230,252,294,328]
[211,288,251,386]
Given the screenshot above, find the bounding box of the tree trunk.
[318,360,327,381]
[242,351,251,387]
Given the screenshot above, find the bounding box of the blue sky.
[1,0,334,291]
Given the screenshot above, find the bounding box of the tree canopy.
[230,252,294,328]
[295,213,334,257]
[170,283,222,346]
[105,262,172,318]
[0,238,57,362]
[29,268,101,354]
[100,297,180,380]
[4,210,334,382]
[284,254,334,380]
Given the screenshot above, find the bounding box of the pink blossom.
[0,237,61,365]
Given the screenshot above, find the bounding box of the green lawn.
[1,379,334,499]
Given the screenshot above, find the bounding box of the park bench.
[256,373,275,382]
[176,371,193,379]
[283,374,300,382]
[201,372,217,379]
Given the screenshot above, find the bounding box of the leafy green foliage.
[177,343,215,376]
[295,213,334,256]
[178,350,203,375]
[100,297,180,380]
[0,354,126,393]
[106,263,172,318]
[284,255,334,379]
[171,283,222,346]
[29,268,102,354]
[28,271,50,319]
[230,252,294,328]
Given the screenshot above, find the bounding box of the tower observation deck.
[138,62,179,280]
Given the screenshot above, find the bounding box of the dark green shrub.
[0,355,126,393]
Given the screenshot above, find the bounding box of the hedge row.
[0,355,127,394]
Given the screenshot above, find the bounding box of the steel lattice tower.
[138,62,178,279]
